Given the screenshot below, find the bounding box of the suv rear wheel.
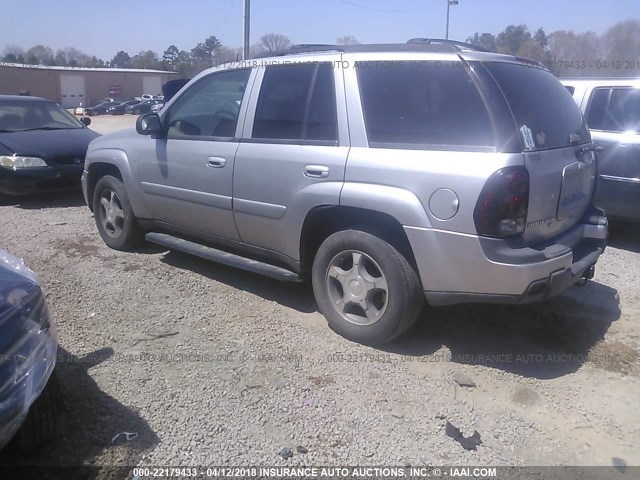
[312,230,424,345]
[93,175,144,250]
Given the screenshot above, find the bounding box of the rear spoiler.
[162,79,191,103]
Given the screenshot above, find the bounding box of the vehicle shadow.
[607,222,640,253]
[1,189,86,210]
[160,250,318,313]
[158,250,621,380]
[385,280,621,379]
[0,347,159,478]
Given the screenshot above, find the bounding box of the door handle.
[304,165,329,178]
[207,157,226,168]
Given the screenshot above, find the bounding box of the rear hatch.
[484,61,596,244]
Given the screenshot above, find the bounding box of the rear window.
[485,62,590,151]
[356,61,494,149]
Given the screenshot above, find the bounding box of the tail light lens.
[474,166,529,238]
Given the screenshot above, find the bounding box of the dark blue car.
[0,250,59,451]
[0,95,100,196]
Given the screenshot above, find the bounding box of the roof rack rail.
[279,44,343,55]
[406,38,489,52]
[276,41,491,56]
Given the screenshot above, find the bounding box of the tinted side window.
[167,68,250,138]
[253,63,337,142]
[356,61,494,148]
[485,62,589,150]
[586,88,610,131]
[608,88,640,133]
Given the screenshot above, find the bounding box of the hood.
[0,128,101,159]
[87,128,137,152]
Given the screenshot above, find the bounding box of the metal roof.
[0,95,51,102]
[0,62,176,74]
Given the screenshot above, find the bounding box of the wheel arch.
[85,149,149,217]
[299,205,419,276]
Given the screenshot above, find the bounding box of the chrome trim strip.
[600,174,640,184]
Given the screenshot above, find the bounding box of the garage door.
[59,74,86,108]
[142,76,162,96]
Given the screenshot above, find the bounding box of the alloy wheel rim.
[325,250,388,326]
[99,189,125,238]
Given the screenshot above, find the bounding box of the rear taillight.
[474,166,529,238]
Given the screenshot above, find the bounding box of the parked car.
[134,94,157,102]
[106,100,142,116]
[150,102,164,114]
[84,101,120,116]
[82,41,607,346]
[0,249,60,451]
[0,95,100,195]
[561,78,640,223]
[100,98,118,103]
[126,99,163,115]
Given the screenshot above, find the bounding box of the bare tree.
[336,36,361,45]
[259,33,292,54]
[25,45,54,65]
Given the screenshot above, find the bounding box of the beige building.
[0,62,177,108]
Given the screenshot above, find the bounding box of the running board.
[145,232,303,282]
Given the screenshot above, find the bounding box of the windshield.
[485,62,591,151]
[0,101,84,132]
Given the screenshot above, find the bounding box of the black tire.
[9,370,63,453]
[93,175,144,250]
[312,230,424,346]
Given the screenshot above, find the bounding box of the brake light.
[474,166,529,238]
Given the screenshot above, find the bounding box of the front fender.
[85,148,151,219]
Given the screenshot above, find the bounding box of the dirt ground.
[0,114,638,474]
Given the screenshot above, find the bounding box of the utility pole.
[243,0,251,60]
[446,0,458,40]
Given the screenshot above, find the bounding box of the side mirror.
[80,117,91,126]
[136,113,163,136]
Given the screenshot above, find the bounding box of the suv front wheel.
[312,230,424,345]
[93,175,144,250]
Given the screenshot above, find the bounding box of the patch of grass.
[588,340,639,375]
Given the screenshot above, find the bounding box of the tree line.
[3,20,638,78]
[467,20,640,77]
[1,33,360,78]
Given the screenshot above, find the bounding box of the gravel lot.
[1,115,639,473]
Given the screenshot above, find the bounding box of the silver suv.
[82,41,607,345]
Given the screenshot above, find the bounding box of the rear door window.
[609,88,640,133]
[485,62,590,151]
[586,87,640,133]
[356,61,494,149]
[252,63,338,142]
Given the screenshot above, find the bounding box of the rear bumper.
[0,165,83,196]
[405,212,608,306]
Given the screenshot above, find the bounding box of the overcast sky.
[2,0,638,59]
